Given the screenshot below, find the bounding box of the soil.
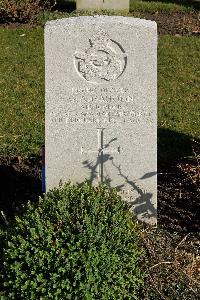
[142,11,200,36]
[0,11,199,36]
[0,156,42,223]
[158,169,200,232]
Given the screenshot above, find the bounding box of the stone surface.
[76,0,129,11]
[45,16,157,225]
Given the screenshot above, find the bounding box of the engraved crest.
[74,30,127,84]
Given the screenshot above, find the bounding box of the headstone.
[45,16,157,225]
[76,0,129,11]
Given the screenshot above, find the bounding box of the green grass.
[130,0,199,12]
[0,28,199,159]
[158,35,200,165]
[0,28,44,156]
[56,0,199,13]
[158,35,200,137]
[36,0,199,24]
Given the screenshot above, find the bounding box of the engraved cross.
[81,128,120,182]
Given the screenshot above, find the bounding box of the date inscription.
[50,87,154,126]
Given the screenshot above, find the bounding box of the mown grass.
[130,0,199,12]
[0,29,199,159]
[56,0,199,12]
[158,35,200,137]
[36,0,199,24]
[0,28,44,156]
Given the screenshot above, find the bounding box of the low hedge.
[0,0,52,23]
[0,182,143,299]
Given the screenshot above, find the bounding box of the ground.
[142,11,199,35]
[0,1,200,299]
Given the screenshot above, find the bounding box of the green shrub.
[0,0,52,23]
[0,182,143,299]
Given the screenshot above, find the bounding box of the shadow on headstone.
[0,128,199,232]
[81,129,157,223]
[82,128,200,232]
[0,156,42,225]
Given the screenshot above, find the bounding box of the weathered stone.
[76,0,129,11]
[45,16,157,225]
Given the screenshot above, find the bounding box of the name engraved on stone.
[81,128,120,182]
[74,30,127,84]
[69,94,135,104]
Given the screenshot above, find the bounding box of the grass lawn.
[129,0,199,12]
[158,35,199,137]
[0,28,199,160]
[54,0,199,12]
[35,0,199,25]
[0,28,44,157]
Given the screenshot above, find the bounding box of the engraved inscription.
[50,87,155,126]
[74,30,127,84]
[72,87,129,94]
[51,109,153,125]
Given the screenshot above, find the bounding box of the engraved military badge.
[74,30,127,84]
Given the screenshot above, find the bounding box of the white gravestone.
[76,0,129,11]
[45,16,157,225]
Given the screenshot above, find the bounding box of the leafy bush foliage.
[0,0,52,23]
[0,182,143,299]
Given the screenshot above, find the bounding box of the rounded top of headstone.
[45,15,157,31]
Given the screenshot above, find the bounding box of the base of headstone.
[41,146,45,193]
